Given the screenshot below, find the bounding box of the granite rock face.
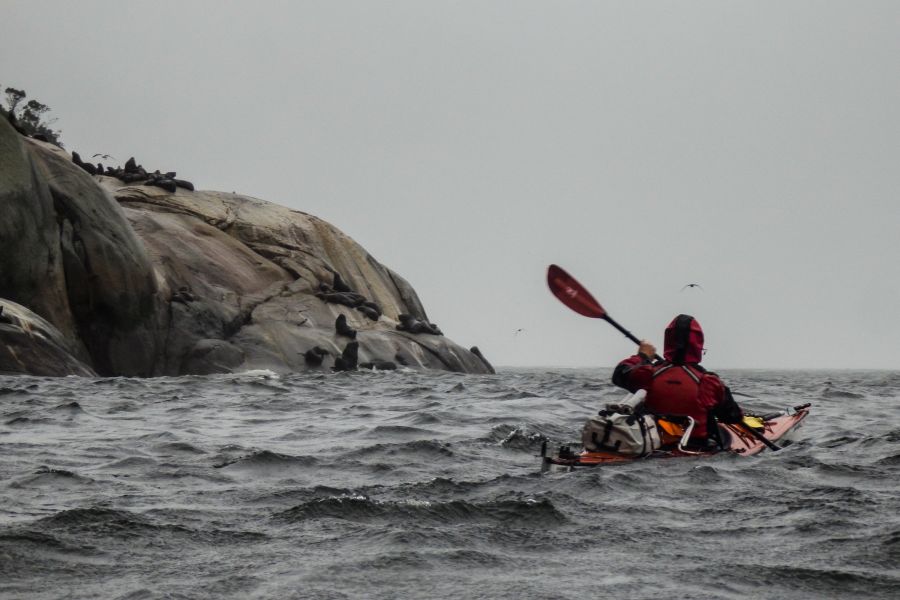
[0,301,95,377]
[0,119,494,377]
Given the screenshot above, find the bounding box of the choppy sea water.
[1,368,898,600]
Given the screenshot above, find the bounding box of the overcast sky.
[2,1,898,369]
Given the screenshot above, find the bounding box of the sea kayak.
[541,404,810,470]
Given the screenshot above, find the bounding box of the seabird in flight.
[680,283,703,292]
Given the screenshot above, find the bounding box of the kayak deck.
[543,406,810,469]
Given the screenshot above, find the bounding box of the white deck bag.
[581,390,661,456]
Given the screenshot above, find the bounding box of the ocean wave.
[430,548,504,567]
[820,388,865,399]
[276,495,567,526]
[489,423,549,450]
[232,369,280,379]
[0,386,30,396]
[0,529,94,552]
[4,415,53,426]
[152,441,207,455]
[726,563,900,597]
[213,449,319,470]
[875,453,900,466]
[404,411,443,425]
[9,466,95,489]
[343,439,455,459]
[29,507,268,547]
[362,425,441,439]
[52,400,85,413]
[485,389,542,400]
[97,456,160,470]
[34,507,160,535]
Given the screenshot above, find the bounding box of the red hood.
[663,314,704,364]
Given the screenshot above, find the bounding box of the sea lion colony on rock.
[1,116,496,376]
[315,272,383,322]
[70,152,194,193]
[312,270,442,370]
[5,110,193,193]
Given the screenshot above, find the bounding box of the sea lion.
[316,291,366,308]
[360,360,397,371]
[122,173,144,184]
[332,272,353,293]
[124,157,138,173]
[397,314,443,336]
[71,151,96,175]
[147,177,177,193]
[303,346,328,366]
[396,313,418,333]
[356,305,380,321]
[335,314,357,339]
[333,341,359,372]
[174,179,194,191]
[161,179,178,192]
[361,300,381,313]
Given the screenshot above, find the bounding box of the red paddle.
[547,264,663,361]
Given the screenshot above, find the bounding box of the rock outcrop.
[0,301,95,376]
[0,118,494,377]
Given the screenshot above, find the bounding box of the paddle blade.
[547,264,607,318]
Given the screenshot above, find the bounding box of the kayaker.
[611,314,742,445]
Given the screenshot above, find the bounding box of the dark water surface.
[1,368,898,599]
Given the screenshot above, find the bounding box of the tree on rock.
[1,85,63,146]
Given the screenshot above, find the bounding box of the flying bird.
[681,283,703,292]
[514,328,525,336]
[92,153,117,161]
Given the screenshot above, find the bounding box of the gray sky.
[3,1,899,369]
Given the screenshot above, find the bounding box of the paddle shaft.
[739,423,781,452]
[603,315,663,362]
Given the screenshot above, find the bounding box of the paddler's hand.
[637,341,657,361]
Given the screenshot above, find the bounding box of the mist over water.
[1,368,898,599]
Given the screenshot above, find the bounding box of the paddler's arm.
[611,340,657,392]
[700,375,744,423]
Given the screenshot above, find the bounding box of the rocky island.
[0,118,494,377]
